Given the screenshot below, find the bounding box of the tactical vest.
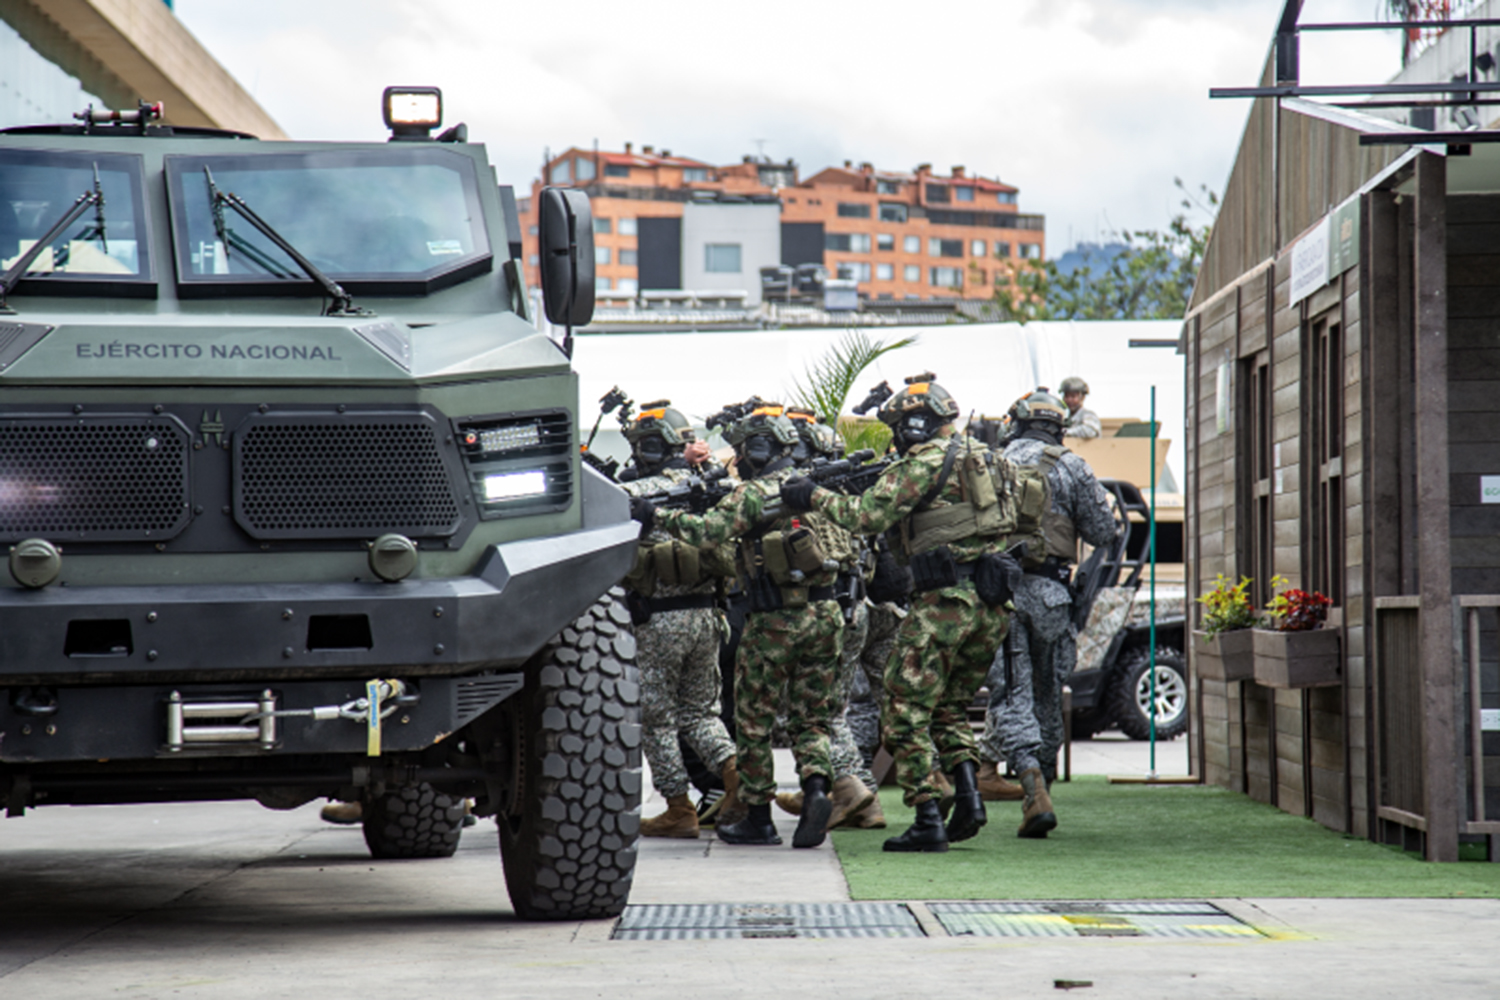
[624,538,734,595]
[1009,444,1078,569]
[899,437,1017,558]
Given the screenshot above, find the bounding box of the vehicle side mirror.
[538,187,595,329]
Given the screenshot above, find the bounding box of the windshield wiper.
[0,166,105,315]
[204,166,371,318]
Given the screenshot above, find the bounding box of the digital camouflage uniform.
[1063,406,1102,440]
[981,438,1117,782]
[656,465,847,806]
[812,426,1011,807]
[847,601,902,781]
[620,469,736,799]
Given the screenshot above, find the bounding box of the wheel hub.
[1134,664,1186,724]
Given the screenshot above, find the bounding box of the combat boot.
[718,756,746,826]
[931,766,956,821]
[1017,768,1057,839]
[717,802,782,845]
[793,775,833,848]
[641,794,700,838]
[774,791,803,815]
[848,794,887,829]
[945,760,987,843]
[826,775,876,831]
[882,798,948,853]
[320,801,362,825]
[977,760,1025,801]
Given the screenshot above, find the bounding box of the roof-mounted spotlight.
[383,86,442,141]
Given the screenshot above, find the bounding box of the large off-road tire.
[361,783,466,859]
[1109,645,1188,741]
[498,589,642,920]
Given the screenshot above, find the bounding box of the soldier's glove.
[780,476,818,511]
[629,497,656,531]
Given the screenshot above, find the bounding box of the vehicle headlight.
[484,470,547,501]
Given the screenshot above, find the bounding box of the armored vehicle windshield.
[164,146,491,294]
[0,148,152,285]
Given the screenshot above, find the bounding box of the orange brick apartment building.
[520,145,1044,302]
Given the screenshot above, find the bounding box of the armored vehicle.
[0,91,641,919]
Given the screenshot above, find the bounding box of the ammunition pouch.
[909,546,959,594]
[652,540,703,588]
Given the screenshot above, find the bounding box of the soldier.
[779,374,1016,853]
[775,407,878,830]
[630,403,852,849]
[617,402,741,839]
[980,389,1118,837]
[1059,376,1102,440]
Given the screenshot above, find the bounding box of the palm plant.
[787,329,916,456]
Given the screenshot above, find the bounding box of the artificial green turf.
[832,777,1500,900]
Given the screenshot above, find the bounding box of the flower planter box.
[1192,629,1255,682]
[1250,627,1341,688]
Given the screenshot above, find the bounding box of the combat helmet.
[724,401,799,475]
[786,406,841,464]
[624,399,694,474]
[878,372,960,453]
[1008,388,1068,428]
[1058,376,1090,396]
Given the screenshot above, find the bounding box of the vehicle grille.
[456,410,573,518]
[234,413,463,539]
[0,416,191,542]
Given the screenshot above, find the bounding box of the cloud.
[174,0,1399,251]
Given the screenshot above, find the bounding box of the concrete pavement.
[1,736,1494,999]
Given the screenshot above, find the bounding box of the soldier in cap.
[980,389,1118,836]
[1059,376,1102,439]
[631,403,853,849]
[779,373,1016,853]
[617,402,741,839]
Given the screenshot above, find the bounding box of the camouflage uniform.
[1063,406,1102,440]
[620,469,736,799]
[982,437,1117,782]
[833,598,875,788]
[656,464,847,806]
[847,601,902,780]
[812,426,1011,807]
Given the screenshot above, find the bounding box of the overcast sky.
[175,0,1400,254]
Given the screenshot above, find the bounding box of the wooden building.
[1182,68,1500,860]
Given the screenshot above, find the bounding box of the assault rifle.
[758,449,897,522]
[633,465,735,515]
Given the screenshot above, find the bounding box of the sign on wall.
[1481,476,1500,504]
[1290,194,1361,307]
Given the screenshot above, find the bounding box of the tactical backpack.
[1008,445,1079,569]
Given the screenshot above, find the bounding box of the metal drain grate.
[929,901,1261,939]
[612,903,926,940]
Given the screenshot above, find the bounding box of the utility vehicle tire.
[1110,646,1188,741]
[499,589,642,920]
[362,783,466,859]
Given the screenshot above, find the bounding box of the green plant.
[1264,574,1332,632]
[787,329,917,426]
[837,416,892,455]
[1195,574,1258,640]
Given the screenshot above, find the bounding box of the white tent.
[572,319,1185,487]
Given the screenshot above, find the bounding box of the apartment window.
[877,233,895,251]
[595,218,612,235]
[930,266,963,288]
[994,241,1011,258]
[575,158,596,182]
[972,267,986,285]
[903,235,920,254]
[759,166,795,187]
[826,233,871,253]
[1018,242,1041,260]
[549,159,572,184]
[705,243,742,273]
[617,278,639,294]
[929,238,963,258]
[926,184,950,203]
[683,167,709,182]
[595,246,611,266]
[837,261,872,281]
[997,191,1017,205]
[877,179,901,195]
[955,186,974,203]
[528,225,539,236]
[879,203,908,223]
[838,202,872,219]
[605,163,630,178]
[595,276,611,291]
[528,254,539,266]
[619,218,637,236]
[904,264,921,282]
[1311,317,1345,603]
[971,239,987,257]
[876,262,894,281]
[994,270,1010,287]
[619,249,638,266]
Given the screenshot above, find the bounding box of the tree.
[988,179,1217,324]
